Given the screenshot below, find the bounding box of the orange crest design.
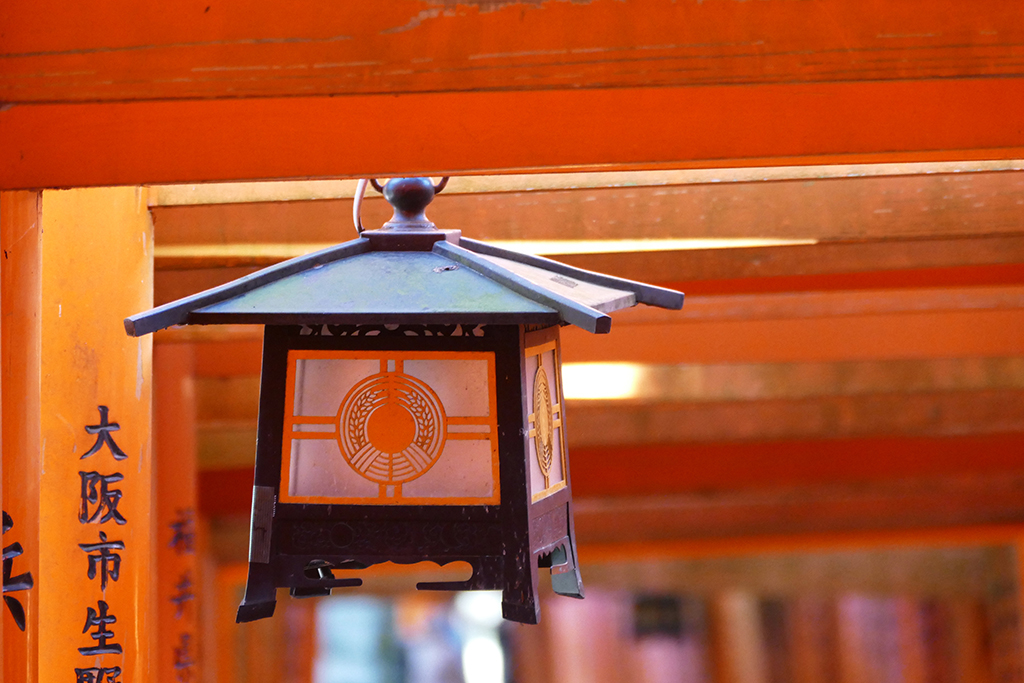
[532,366,554,488]
[338,371,447,486]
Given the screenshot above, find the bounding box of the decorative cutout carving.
[339,371,447,493]
[298,323,488,337]
[533,366,554,489]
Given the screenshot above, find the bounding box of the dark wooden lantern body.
[239,322,579,624]
[125,177,683,624]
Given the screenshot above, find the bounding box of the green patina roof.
[125,234,682,337]
[191,250,556,323]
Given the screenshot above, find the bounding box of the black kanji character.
[79,600,122,656]
[170,571,194,620]
[168,508,195,556]
[82,406,127,461]
[79,472,127,525]
[78,532,125,591]
[74,667,122,683]
[3,511,33,632]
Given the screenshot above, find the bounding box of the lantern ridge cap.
[432,240,612,334]
[457,237,684,312]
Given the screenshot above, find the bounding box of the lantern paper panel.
[281,350,500,505]
[524,337,568,502]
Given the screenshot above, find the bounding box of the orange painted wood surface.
[196,433,1024,531]
[149,169,1024,244]
[564,308,1024,364]
[3,0,1023,103]
[1,190,42,683]
[154,344,199,683]
[573,476,1024,547]
[38,188,154,683]
[3,78,1024,189]
[570,433,1024,498]
[1,189,154,683]
[568,390,1024,447]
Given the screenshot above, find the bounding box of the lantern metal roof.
[125,179,683,337]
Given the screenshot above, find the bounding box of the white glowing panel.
[524,336,568,502]
[280,350,500,505]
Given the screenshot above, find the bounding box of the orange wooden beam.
[149,171,1024,246]
[569,433,1024,498]
[3,79,1024,189]
[574,475,1024,548]
[564,307,1024,364]
[3,0,1023,103]
[568,390,1024,448]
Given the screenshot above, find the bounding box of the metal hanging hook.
[353,179,369,234]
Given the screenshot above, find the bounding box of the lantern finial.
[372,177,449,231]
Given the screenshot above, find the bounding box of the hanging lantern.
[126,177,683,624]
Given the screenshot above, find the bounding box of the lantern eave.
[126,230,683,338]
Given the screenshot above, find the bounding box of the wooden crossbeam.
[4,1,1024,186]
[145,162,1024,207]
[570,433,1024,499]
[4,0,1023,102]
[572,471,1024,545]
[150,171,1024,247]
[4,80,1024,189]
[563,306,1024,364]
[569,390,1024,447]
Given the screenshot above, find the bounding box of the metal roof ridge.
[457,237,684,310]
[432,240,612,334]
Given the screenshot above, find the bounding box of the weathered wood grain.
[572,472,1024,544]
[150,170,1024,246]
[3,0,1023,102]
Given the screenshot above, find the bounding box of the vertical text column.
[154,343,199,683]
[1,190,42,683]
[38,187,153,683]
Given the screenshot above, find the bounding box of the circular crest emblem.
[533,365,554,487]
[337,372,447,485]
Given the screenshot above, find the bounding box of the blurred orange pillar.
[155,343,199,683]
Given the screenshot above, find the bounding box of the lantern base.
[236,600,276,623]
[551,568,585,598]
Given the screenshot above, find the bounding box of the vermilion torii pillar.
[1,188,154,683]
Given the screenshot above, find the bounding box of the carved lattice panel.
[279,350,500,505]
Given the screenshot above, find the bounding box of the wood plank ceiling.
[149,167,1024,543]
[4,0,1022,546]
